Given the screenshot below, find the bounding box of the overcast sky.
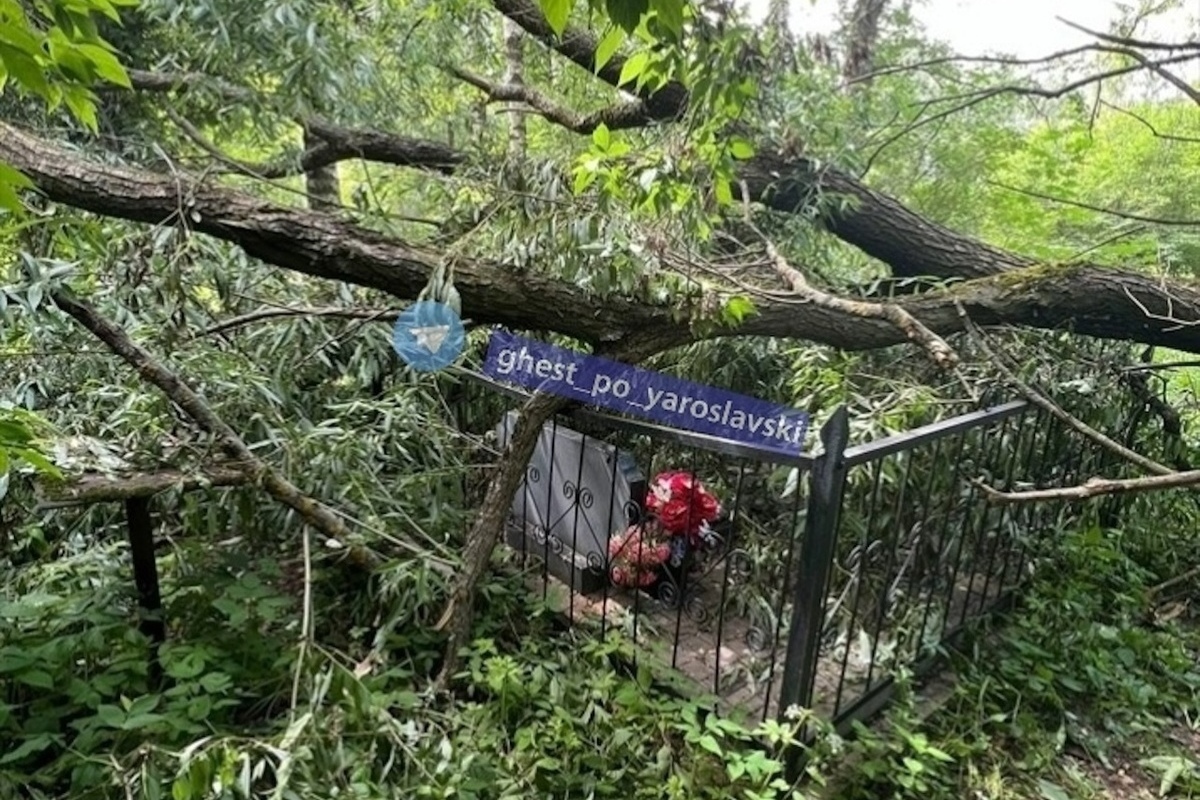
[743,0,1198,59]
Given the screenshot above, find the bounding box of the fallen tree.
[4,0,1200,680]
[3,123,1199,355]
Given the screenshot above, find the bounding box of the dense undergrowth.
[2,479,1198,798]
[821,500,1200,800]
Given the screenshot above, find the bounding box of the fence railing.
[454,368,1126,743]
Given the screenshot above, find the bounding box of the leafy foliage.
[1,0,1199,798]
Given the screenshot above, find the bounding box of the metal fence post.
[778,406,850,774]
[125,497,165,687]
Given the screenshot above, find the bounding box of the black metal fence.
[452,367,1138,738]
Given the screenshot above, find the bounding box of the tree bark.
[4,122,1200,354]
[302,127,340,210]
[843,0,889,85]
[434,392,564,687]
[36,465,251,508]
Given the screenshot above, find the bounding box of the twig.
[738,182,958,369]
[1121,360,1200,372]
[987,180,1200,227]
[1055,18,1200,54]
[52,290,377,567]
[197,306,402,338]
[446,65,651,134]
[1146,565,1200,600]
[1099,101,1200,144]
[290,524,314,716]
[958,304,1180,479]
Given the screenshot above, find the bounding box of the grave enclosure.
[30,339,1154,771]
[464,368,1144,736]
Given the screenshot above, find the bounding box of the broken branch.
[977,469,1200,504]
[447,65,652,133]
[36,465,252,509]
[958,304,1180,478]
[51,291,376,566]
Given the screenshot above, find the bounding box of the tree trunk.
[303,127,340,210]
[4,122,1200,354]
[843,0,889,85]
[434,392,564,686]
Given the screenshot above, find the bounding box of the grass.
[802,521,1200,800]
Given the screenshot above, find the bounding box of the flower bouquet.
[608,470,722,591]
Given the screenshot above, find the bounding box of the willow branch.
[739,186,958,369]
[36,465,252,509]
[959,304,1180,479]
[51,291,376,566]
[1055,18,1200,53]
[130,70,463,174]
[198,306,402,338]
[447,66,651,133]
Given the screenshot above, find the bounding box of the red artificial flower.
[608,522,670,588]
[646,471,721,539]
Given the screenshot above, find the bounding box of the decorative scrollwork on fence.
[657,579,680,608]
[727,549,753,578]
[744,626,768,652]
[623,498,644,525]
[684,590,710,625]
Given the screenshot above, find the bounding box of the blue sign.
[392,301,466,372]
[482,330,809,456]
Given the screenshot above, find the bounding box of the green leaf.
[723,295,756,324]
[96,704,126,728]
[568,165,592,195]
[0,41,49,98]
[76,42,130,88]
[16,668,54,689]
[0,181,22,214]
[713,177,733,206]
[617,50,648,87]
[595,24,625,72]
[697,734,722,755]
[592,122,611,150]
[61,84,98,130]
[0,419,34,445]
[606,0,648,32]
[539,0,574,36]
[650,0,683,38]
[13,448,60,477]
[0,734,56,765]
[1036,779,1071,800]
[728,138,755,159]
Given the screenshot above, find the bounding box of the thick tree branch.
[36,465,251,509]
[434,391,566,687]
[126,69,463,175]
[490,0,688,121]
[6,122,1200,355]
[843,0,889,85]
[737,150,1035,279]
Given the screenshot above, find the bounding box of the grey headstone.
[496,410,645,593]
